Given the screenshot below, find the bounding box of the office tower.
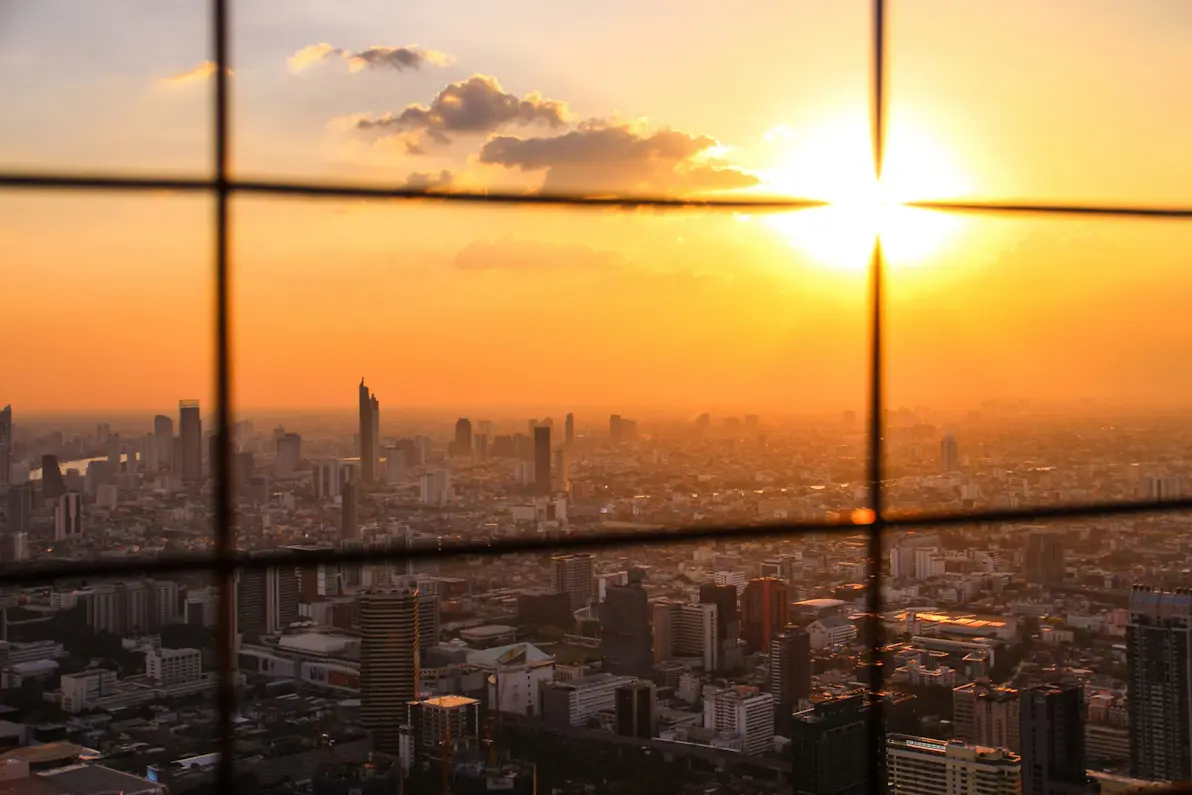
[790,693,873,795]
[1140,474,1184,501]
[407,695,481,760]
[139,433,157,473]
[699,583,739,640]
[552,446,569,493]
[533,425,551,496]
[265,566,301,633]
[6,484,33,535]
[771,626,812,719]
[154,414,173,472]
[40,454,65,500]
[314,459,341,500]
[601,573,652,677]
[705,686,775,756]
[1127,585,1192,782]
[53,492,83,541]
[275,433,301,477]
[1024,530,1065,585]
[419,470,450,506]
[149,580,181,630]
[341,481,359,541]
[0,405,10,488]
[235,569,267,636]
[357,379,379,483]
[564,412,575,447]
[941,434,959,473]
[741,577,790,654]
[953,681,1021,752]
[453,418,472,457]
[714,569,747,596]
[384,448,405,485]
[615,680,656,739]
[609,414,622,444]
[359,588,420,756]
[653,599,719,670]
[887,735,1021,794]
[551,553,594,610]
[178,400,202,481]
[1020,683,1096,795]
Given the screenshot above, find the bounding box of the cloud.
[350,74,569,149]
[287,43,453,74]
[454,240,628,272]
[159,61,231,88]
[402,170,454,192]
[478,120,760,195]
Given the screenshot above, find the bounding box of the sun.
[755,117,969,273]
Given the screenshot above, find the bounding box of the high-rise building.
[533,425,551,496]
[653,599,719,671]
[601,574,652,677]
[341,481,359,541]
[790,693,873,795]
[704,686,774,756]
[551,553,593,610]
[698,583,739,644]
[235,569,267,636]
[1020,683,1097,795]
[552,446,569,493]
[940,434,959,473]
[953,681,1021,753]
[1024,530,1065,585]
[615,680,656,739]
[741,577,790,654]
[887,735,1021,795]
[6,484,33,535]
[771,626,812,720]
[453,418,472,457]
[358,379,380,483]
[1127,585,1192,782]
[178,400,202,482]
[153,414,173,471]
[609,414,622,445]
[40,454,65,499]
[419,470,450,506]
[0,405,10,488]
[407,695,481,761]
[275,433,302,478]
[564,412,575,447]
[360,588,421,755]
[314,459,341,500]
[53,492,83,541]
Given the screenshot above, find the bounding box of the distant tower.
[771,626,812,719]
[551,553,594,610]
[341,481,359,541]
[1024,530,1065,585]
[178,400,202,481]
[358,379,380,484]
[533,425,552,497]
[40,454,66,500]
[601,573,653,677]
[609,414,623,445]
[1128,586,1192,782]
[359,588,421,756]
[0,405,10,488]
[940,434,959,473]
[153,414,174,472]
[6,484,33,535]
[53,492,83,541]
[564,413,575,447]
[1020,683,1096,795]
[454,418,473,457]
[275,433,302,478]
[741,578,789,654]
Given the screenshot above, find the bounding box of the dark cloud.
[478,121,759,195]
[352,75,569,148]
[454,240,628,272]
[402,170,454,191]
[288,43,452,73]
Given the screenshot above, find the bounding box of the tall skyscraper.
[314,459,341,500]
[564,412,575,447]
[53,492,83,541]
[359,588,421,755]
[153,414,173,472]
[741,577,790,654]
[609,414,623,444]
[1127,585,1192,782]
[771,626,812,720]
[358,379,380,483]
[533,425,552,496]
[453,418,472,457]
[1020,683,1096,795]
[6,484,33,535]
[0,405,10,488]
[941,434,959,472]
[275,433,301,477]
[552,553,593,610]
[601,573,653,677]
[40,454,65,499]
[790,693,873,795]
[178,400,202,482]
[1025,530,1065,585]
[341,481,359,541]
[699,583,739,671]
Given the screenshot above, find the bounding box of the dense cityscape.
[0,388,1189,795]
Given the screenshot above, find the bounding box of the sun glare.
[757,118,968,273]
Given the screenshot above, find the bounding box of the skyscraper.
[6,484,33,535]
[341,481,359,541]
[601,573,653,677]
[741,577,790,654]
[953,681,1020,752]
[771,626,812,720]
[0,405,10,488]
[153,414,173,471]
[941,434,959,472]
[615,680,656,739]
[1025,530,1065,585]
[40,454,65,499]
[357,379,379,483]
[453,418,472,457]
[1020,683,1096,795]
[1127,585,1192,782]
[178,400,202,482]
[790,693,873,795]
[552,553,593,610]
[609,414,623,445]
[564,412,575,447]
[275,433,301,477]
[533,424,552,496]
[699,583,739,671]
[359,588,421,756]
[53,492,83,541]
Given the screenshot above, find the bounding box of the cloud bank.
[287,43,453,74]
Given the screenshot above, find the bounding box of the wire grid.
[4,0,1192,792]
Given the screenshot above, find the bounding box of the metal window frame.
[3,1,1192,792]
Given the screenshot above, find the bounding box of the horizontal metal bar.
[0,172,825,211]
[4,494,1192,586]
[909,199,1192,219]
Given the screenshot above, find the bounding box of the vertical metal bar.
[866,1,888,794]
[212,0,236,792]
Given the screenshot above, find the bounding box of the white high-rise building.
[653,600,719,670]
[703,686,774,756]
[714,570,747,598]
[887,735,1021,795]
[419,470,451,506]
[146,647,202,686]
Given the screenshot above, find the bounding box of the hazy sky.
[3,1,1191,414]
